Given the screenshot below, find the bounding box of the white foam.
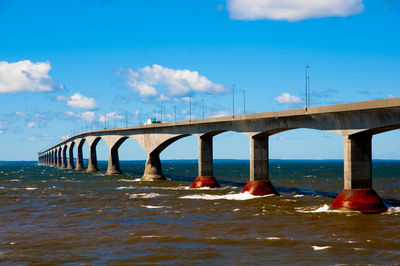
[129,193,162,199]
[385,206,400,214]
[141,235,164,238]
[9,179,21,182]
[142,205,169,209]
[118,178,141,182]
[24,187,37,190]
[293,195,304,198]
[311,245,331,251]
[116,186,136,190]
[180,192,272,201]
[233,208,240,212]
[0,187,4,189]
[256,237,281,240]
[296,204,351,213]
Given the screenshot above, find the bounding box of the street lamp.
[189,96,192,122]
[305,65,310,109]
[232,84,235,118]
[201,99,204,119]
[242,89,246,115]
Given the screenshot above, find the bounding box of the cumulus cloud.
[125,64,228,101]
[0,60,56,93]
[274,93,302,105]
[58,93,98,110]
[63,111,96,122]
[227,0,364,21]
[99,112,124,123]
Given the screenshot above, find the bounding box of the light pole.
[160,102,163,122]
[201,99,204,119]
[189,96,192,122]
[305,65,310,109]
[140,105,142,125]
[242,89,246,115]
[232,84,235,118]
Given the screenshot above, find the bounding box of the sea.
[1,160,399,265]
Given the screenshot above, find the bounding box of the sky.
[0,0,399,161]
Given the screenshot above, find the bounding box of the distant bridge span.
[38,97,400,213]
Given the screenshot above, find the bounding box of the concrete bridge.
[38,97,400,214]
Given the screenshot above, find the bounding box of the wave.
[180,192,273,201]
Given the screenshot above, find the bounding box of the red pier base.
[241,180,280,196]
[331,189,387,214]
[190,176,220,188]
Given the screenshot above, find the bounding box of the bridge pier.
[57,149,62,167]
[241,135,279,196]
[141,152,165,181]
[86,137,99,173]
[332,134,387,213]
[75,140,85,170]
[61,146,67,168]
[191,135,220,188]
[67,143,75,169]
[106,146,122,175]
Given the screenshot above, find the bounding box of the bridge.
[38,97,400,214]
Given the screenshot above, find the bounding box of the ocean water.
[0,160,399,264]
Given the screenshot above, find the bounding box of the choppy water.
[1,160,399,264]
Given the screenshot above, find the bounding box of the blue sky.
[0,0,399,161]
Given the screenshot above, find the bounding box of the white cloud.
[125,64,228,101]
[58,93,98,110]
[15,110,49,128]
[387,94,395,98]
[64,111,96,122]
[227,0,364,21]
[274,92,302,105]
[99,112,124,122]
[27,122,38,128]
[0,60,56,93]
[27,134,55,142]
[212,110,230,118]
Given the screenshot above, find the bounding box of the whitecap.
[9,179,21,182]
[142,205,169,209]
[311,245,331,251]
[293,195,304,198]
[129,193,162,199]
[180,192,272,201]
[116,186,136,190]
[233,208,240,212]
[24,187,37,190]
[296,204,352,213]
[141,235,164,238]
[118,178,141,182]
[385,206,400,214]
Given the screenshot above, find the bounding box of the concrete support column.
[106,146,122,175]
[241,135,279,196]
[191,135,219,188]
[141,152,165,181]
[86,137,100,173]
[67,144,75,169]
[343,134,372,189]
[54,151,58,167]
[75,140,84,170]
[61,146,67,168]
[331,134,387,213]
[57,149,62,167]
[249,136,269,181]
